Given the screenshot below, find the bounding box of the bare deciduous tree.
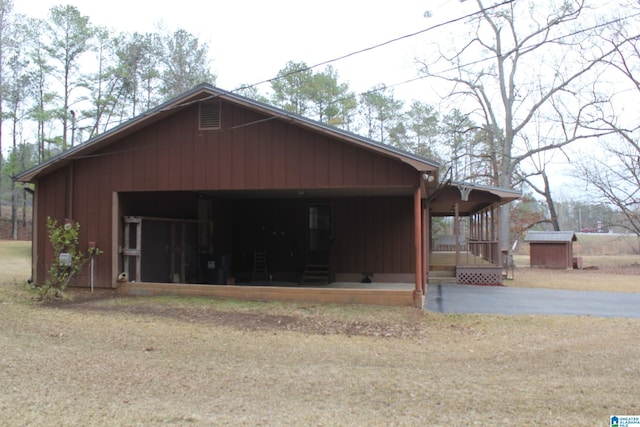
[573,4,640,248]
[419,0,637,246]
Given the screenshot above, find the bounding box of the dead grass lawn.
[0,240,31,282]
[1,282,640,426]
[2,240,640,425]
[510,254,640,292]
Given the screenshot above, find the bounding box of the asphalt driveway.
[425,284,640,318]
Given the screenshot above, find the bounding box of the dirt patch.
[48,291,425,339]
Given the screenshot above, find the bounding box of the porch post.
[454,202,460,267]
[422,202,428,294]
[413,186,423,306]
[496,204,502,269]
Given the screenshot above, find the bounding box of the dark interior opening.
[118,191,327,285]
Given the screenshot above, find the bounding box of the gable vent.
[199,101,221,130]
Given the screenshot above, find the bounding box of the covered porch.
[428,182,521,286]
[115,182,521,306]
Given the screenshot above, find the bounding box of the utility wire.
[229,0,640,120]
[233,0,517,94]
[293,6,640,113]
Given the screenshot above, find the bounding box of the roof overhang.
[428,181,522,216]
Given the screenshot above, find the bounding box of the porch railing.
[433,234,468,252]
[468,239,500,266]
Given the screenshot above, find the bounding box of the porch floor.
[115,252,498,307]
[117,281,419,307]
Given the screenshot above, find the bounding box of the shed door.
[307,205,331,265]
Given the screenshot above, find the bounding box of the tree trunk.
[542,172,560,231]
[498,139,513,251]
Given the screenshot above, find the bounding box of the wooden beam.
[423,203,429,294]
[414,186,423,301]
[112,192,118,288]
[455,203,460,267]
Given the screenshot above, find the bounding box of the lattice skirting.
[456,266,503,286]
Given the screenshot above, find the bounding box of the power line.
[259,4,640,113]
[234,0,640,110]
[232,0,517,94]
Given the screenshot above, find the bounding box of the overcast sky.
[15,0,471,100]
[14,0,617,200]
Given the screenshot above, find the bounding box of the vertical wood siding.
[333,197,414,274]
[530,243,573,269]
[95,103,417,192]
[34,101,421,286]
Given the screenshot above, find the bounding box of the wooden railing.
[468,239,500,265]
[433,235,468,252]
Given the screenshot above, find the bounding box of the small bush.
[37,217,101,300]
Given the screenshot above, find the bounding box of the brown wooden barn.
[17,84,519,307]
[524,231,577,269]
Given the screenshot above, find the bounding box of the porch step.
[428,267,456,285]
[429,266,455,274]
[302,264,329,284]
[428,276,457,285]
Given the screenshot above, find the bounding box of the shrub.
[39,217,100,299]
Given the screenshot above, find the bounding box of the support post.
[413,186,423,307]
[422,201,428,294]
[454,202,460,267]
[496,204,502,273]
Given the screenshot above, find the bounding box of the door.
[307,205,331,265]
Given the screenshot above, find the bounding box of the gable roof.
[16,83,440,183]
[524,231,577,243]
[428,180,522,216]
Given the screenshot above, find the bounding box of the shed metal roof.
[524,231,577,243]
